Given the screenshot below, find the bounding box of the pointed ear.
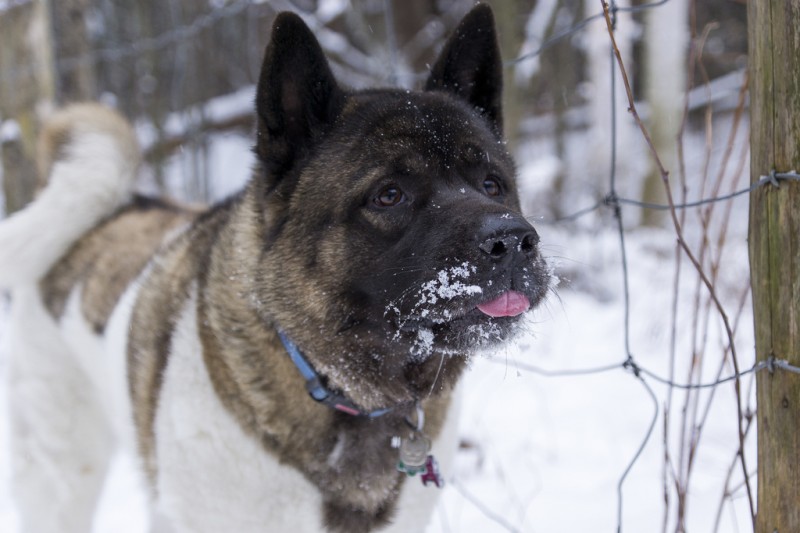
[425,4,504,135]
[255,12,344,181]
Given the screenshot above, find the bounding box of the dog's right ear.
[255,12,344,184]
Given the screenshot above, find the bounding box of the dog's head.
[249,6,549,407]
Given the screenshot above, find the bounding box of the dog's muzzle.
[472,213,541,318]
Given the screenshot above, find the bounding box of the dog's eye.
[374,186,406,207]
[483,176,503,197]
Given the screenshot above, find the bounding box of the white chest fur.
[153,291,325,531]
[11,282,460,532]
[152,290,462,532]
[156,288,458,533]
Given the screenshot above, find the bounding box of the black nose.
[477,215,539,261]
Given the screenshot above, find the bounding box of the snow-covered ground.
[0,105,754,532]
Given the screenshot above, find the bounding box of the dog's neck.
[277,329,403,418]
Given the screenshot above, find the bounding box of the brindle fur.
[40,196,193,333]
[35,6,548,532]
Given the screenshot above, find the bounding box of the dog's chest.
[56,276,331,530]
[51,255,459,532]
[152,290,459,532]
[153,292,327,530]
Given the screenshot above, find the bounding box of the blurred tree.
[641,0,688,226]
[51,0,95,102]
[485,0,528,154]
[0,0,55,215]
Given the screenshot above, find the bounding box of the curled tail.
[0,104,140,287]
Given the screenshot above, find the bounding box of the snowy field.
[0,108,755,532]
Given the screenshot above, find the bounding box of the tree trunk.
[50,0,96,103]
[583,0,636,207]
[748,2,800,532]
[486,0,525,156]
[0,0,56,215]
[641,0,688,226]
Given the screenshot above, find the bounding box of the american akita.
[0,5,548,532]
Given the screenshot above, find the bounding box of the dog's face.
[288,92,549,354]
[248,7,548,404]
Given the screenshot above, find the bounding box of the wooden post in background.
[0,0,56,214]
[50,0,96,103]
[0,0,95,216]
[748,1,800,532]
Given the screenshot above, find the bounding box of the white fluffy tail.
[0,104,140,287]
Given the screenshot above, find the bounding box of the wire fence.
[0,0,795,532]
[383,0,795,531]
[476,1,797,532]
[555,171,800,221]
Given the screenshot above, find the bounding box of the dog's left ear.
[255,12,344,182]
[425,4,503,135]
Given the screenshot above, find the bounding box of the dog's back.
[0,103,198,401]
[0,104,200,531]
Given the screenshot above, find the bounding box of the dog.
[0,5,548,532]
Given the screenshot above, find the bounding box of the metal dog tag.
[396,402,444,487]
[397,432,431,475]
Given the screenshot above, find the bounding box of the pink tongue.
[476,291,531,318]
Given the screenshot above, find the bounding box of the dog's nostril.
[480,236,511,258]
[519,233,537,253]
[488,240,507,257]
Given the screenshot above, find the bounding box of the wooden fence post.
[748,1,800,532]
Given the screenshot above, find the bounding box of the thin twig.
[712,418,754,533]
[600,1,756,526]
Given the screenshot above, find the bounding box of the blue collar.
[277,330,394,418]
